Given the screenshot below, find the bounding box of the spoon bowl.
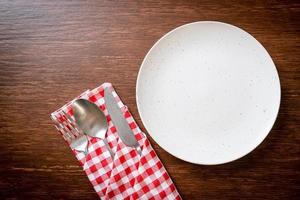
[72,99,114,157]
[73,99,108,139]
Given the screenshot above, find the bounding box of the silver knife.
[104,87,141,155]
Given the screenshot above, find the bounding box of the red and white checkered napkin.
[51,83,181,200]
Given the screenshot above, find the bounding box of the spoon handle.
[103,139,114,158]
[136,146,142,156]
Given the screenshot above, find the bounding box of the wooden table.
[0,0,299,199]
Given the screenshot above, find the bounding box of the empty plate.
[136,21,280,165]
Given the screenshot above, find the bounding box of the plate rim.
[136,21,281,165]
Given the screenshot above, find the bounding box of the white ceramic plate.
[136,21,280,165]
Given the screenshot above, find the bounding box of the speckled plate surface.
[136,21,281,165]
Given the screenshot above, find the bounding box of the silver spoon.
[72,99,114,158]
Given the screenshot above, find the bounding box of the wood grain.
[0,0,299,199]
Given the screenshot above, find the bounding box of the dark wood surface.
[0,0,299,199]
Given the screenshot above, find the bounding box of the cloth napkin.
[51,83,181,200]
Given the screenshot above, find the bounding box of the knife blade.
[104,87,140,149]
